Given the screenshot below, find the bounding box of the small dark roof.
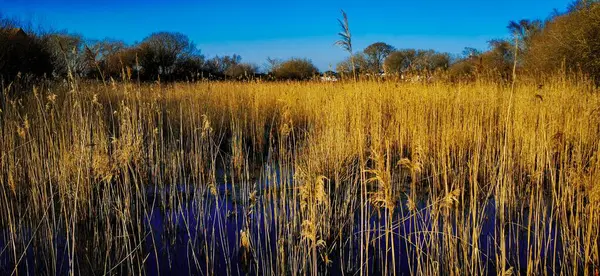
[6,28,28,38]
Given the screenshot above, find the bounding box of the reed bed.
[0,79,599,275]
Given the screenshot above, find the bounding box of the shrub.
[225,63,257,80]
[272,58,319,80]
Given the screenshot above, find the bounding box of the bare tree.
[462,47,481,59]
[138,32,197,79]
[336,53,368,77]
[507,19,543,53]
[44,33,88,77]
[363,42,395,74]
[205,54,242,77]
[265,57,282,73]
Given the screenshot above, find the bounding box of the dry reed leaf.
[441,188,461,209]
[240,230,251,250]
[406,196,417,212]
[301,219,316,243]
[8,168,15,194]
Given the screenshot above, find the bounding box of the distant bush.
[101,46,139,80]
[383,49,450,78]
[272,58,319,80]
[172,55,205,81]
[446,40,514,83]
[225,63,257,80]
[336,53,368,78]
[383,50,416,75]
[447,58,477,82]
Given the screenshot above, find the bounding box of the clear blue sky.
[1,0,572,71]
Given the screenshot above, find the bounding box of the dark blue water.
[0,185,574,275]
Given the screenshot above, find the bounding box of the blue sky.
[1,0,571,70]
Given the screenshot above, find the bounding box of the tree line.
[0,23,258,82]
[1,0,599,84]
[0,17,321,83]
[334,0,599,83]
[448,0,600,83]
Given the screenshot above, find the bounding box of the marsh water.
[0,164,572,275]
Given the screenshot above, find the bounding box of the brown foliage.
[524,3,600,82]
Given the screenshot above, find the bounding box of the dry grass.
[1,78,599,275]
